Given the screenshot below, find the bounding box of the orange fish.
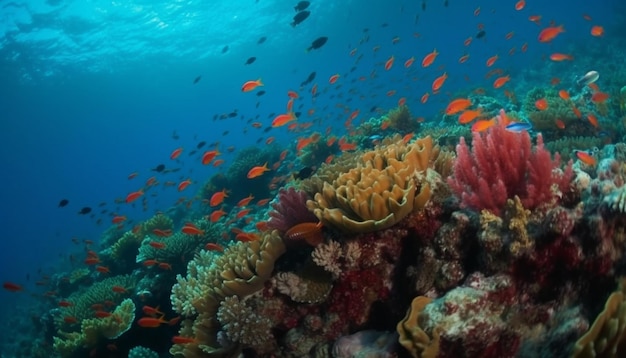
[126,190,143,203]
[241,78,263,92]
[202,149,220,165]
[213,159,224,167]
[421,92,430,103]
[170,147,183,160]
[572,106,582,118]
[555,119,566,129]
[486,54,498,67]
[143,259,159,267]
[148,241,166,249]
[422,49,438,67]
[237,194,255,207]
[471,118,496,132]
[384,55,394,70]
[287,90,299,98]
[209,209,226,222]
[493,75,510,89]
[247,162,270,179]
[458,109,483,124]
[538,25,565,42]
[459,54,470,63]
[529,15,542,25]
[111,285,127,293]
[127,172,138,180]
[404,56,415,68]
[210,189,228,207]
[514,0,525,10]
[590,25,604,37]
[84,257,101,265]
[431,72,447,92]
[94,311,112,318]
[177,179,192,192]
[575,150,596,166]
[137,316,176,328]
[256,198,270,206]
[329,74,340,84]
[152,229,172,237]
[96,266,110,274]
[58,300,73,307]
[3,282,22,292]
[558,90,570,101]
[236,232,260,242]
[111,215,126,224]
[445,98,472,115]
[64,316,78,324]
[272,112,297,127]
[549,53,573,61]
[591,92,610,103]
[587,114,599,128]
[182,223,204,236]
[158,263,172,270]
[236,208,251,219]
[398,97,406,107]
[535,98,549,110]
[172,336,198,345]
[205,243,224,252]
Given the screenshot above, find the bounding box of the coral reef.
[307,136,434,233]
[268,187,319,234]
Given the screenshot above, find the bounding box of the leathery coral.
[307,136,433,233]
[169,230,285,357]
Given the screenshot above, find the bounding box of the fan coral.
[307,136,433,233]
[268,187,319,234]
[447,113,573,215]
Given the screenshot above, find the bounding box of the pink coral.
[447,113,573,215]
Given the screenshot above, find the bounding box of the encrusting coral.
[307,136,434,233]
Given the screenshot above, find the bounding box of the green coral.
[53,298,135,357]
[523,87,587,140]
[68,268,90,285]
[545,136,604,162]
[55,275,136,328]
[137,219,223,269]
[129,346,160,358]
[139,213,174,237]
[110,231,142,261]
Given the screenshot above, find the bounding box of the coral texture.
[307,136,433,233]
[268,187,319,234]
[447,113,573,215]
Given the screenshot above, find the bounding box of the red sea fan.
[268,187,319,233]
[447,111,573,215]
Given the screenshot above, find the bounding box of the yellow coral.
[397,296,440,358]
[307,136,433,233]
[170,231,285,357]
[572,278,626,358]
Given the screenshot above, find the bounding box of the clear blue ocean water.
[0,0,623,355]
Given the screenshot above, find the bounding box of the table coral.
[307,136,433,233]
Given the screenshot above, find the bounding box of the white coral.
[274,272,308,299]
[343,240,361,269]
[312,240,342,278]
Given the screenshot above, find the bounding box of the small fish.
[126,190,143,203]
[291,10,310,27]
[293,166,315,180]
[193,76,201,84]
[538,25,565,42]
[294,1,310,11]
[475,30,486,39]
[151,164,165,172]
[221,45,229,54]
[307,37,328,52]
[574,150,596,166]
[505,122,533,132]
[245,56,256,65]
[3,282,23,292]
[247,162,270,179]
[137,316,177,328]
[78,207,92,215]
[257,36,267,44]
[242,78,264,92]
[422,49,438,67]
[58,199,69,207]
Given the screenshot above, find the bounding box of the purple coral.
[268,187,318,233]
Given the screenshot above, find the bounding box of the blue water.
[0,0,622,355]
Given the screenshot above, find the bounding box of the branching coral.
[307,136,433,233]
[169,231,285,356]
[447,115,573,215]
[216,296,277,353]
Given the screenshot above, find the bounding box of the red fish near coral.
[182,223,204,236]
[241,78,263,92]
[126,190,143,203]
[538,25,565,42]
[247,162,270,179]
[137,316,179,328]
[3,282,23,292]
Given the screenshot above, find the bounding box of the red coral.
[447,115,572,215]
